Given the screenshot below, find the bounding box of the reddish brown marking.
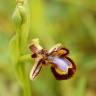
[31,53,37,58]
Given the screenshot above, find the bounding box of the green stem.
[12,0,32,96]
[16,61,32,96]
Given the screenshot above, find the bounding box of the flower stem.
[11,0,32,96]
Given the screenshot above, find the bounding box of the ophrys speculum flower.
[29,41,76,80]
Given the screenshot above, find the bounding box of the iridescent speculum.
[29,39,76,80]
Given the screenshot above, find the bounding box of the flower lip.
[48,56,72,73]
[50,57,76,80]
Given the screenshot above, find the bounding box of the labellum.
[29,42,76,80]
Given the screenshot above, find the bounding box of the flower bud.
[12,5,26,27]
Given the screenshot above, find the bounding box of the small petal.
[49,44,69,56]
[29,58,42,80]
[29,44,40,53]
[49,44,62,53]
[29,39,43,53]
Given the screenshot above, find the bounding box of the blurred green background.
[0,0,96,96]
